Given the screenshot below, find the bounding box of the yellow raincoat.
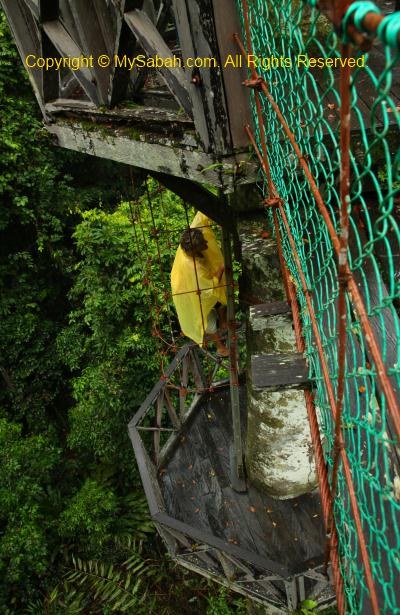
[171,212,227,345]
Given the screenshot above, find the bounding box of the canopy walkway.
[2,0,399,613]
[234,0,400,613]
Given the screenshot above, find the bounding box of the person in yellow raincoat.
[171,212,228,355]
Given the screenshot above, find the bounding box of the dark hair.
[180,228,206,255]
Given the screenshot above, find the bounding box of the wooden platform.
[159,385,326,577]
[251,353,309,390]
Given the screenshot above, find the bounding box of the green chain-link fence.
[235,1,400,612]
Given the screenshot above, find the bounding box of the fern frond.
[65,548,150,613]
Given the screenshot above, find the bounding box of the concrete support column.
[238,216,317,499]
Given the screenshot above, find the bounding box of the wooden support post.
[23,0,39,19]
[211,0,253,149]
[124,9,192,115]
[171,0,231,153]
[0,0,45,116]
[222,228,246,492]
[150,172,235,230]
[42,21,100,104]
[67,0,112,104]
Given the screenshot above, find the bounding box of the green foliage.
[292,599,319,615]
[59,479,120,550]
[292,600,338,615]
[0,11,248,615]
[0,419,60,602]
[65,548,148,613]
[206,587,247,614]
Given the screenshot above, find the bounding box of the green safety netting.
[235,1,400,612]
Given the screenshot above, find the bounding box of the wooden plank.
[220,487,263,556]
[22,0,39,19]
[250,302,292,318]
[42,21,100,104]
[45,99,193,127]
[129,0,172,96]
[67,0,112,104]
[45,99,98,112]
[164,388,181,429]
[153,392,164,462]
[92,0,116,55]
[251,353,309,390]
[154,521,179,556]
[46,122,258,190]
[161,523,219,569]
[189,348,206,390]
[179,357,189,418]
[129,346,189,429]
[151,172,234,230]
[157,394,203,469]
[158,471,185,525]
[128,427,163,516]
[0,0,45,115]
[255,489,325,574]
[216,550,236,581]
[171,0,209,150]
[193,400,265,556]
[211,0,253,148]
[154,511,288,576]
[199,396,232,478]
[124,9,192,116]
[171,0,232,154]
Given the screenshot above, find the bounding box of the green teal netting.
[236,1,400,612]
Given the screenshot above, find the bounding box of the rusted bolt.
[191,68,202,86]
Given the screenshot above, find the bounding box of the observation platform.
[128,346,336,613]
[3,0,398,198]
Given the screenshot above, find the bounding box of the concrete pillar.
[238,216,317,499]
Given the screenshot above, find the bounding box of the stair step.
[250,301,291,318]
[251,353,309,389]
